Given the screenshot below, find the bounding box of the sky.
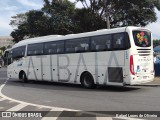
[0,0,159,39]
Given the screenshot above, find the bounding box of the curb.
[134,84,160,87]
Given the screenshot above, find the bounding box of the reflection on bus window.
[44,41,64,55]
[65,38,89,53]
[13,46,26,60]
[27,43,43,56]
[91,35,112,51]
[113,33,124,49]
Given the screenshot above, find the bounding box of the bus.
[7,26,154,88]
[2,48,12,66]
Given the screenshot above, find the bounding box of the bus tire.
[81,72,95,89]
[20,72,28,83]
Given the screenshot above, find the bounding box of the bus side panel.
[58,53,96,83]
[24,56,42,80]
[20,50,125,85]
[12,60,23,79]
[42,55,58,81]
[97,51,125,85]
[64,51,125,85]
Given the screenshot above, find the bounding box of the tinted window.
[113,33,125,49]
[65,38,89,53]
[44,41,64,55]
[13,46,26,60]
[3,51,9,58]
[91,35,112,51]
[133,31,151,47]
[124,32,131,49]
[27,43,43,56]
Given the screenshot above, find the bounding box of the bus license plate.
[143,76,147,79]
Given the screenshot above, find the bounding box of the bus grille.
[137,49,151,56]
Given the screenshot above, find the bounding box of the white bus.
[7,26,154,88]
[2,48,12,66]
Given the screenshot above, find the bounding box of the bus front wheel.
[81,72,95,89]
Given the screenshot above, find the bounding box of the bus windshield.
[133,30,151,47]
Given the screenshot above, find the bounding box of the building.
[0,36,14,48]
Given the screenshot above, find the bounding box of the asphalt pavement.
[0,67,7,85]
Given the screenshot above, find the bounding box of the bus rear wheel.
[20,72,28,83]
[81,72,95,89]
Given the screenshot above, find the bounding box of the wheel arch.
[19,70,25,80]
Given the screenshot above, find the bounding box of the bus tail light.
[130,55,135,75]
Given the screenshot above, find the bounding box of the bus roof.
[12,26,150,49]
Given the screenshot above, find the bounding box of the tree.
[10,0,76,43]
[77,0,160,28]
[10,0,160,42]
[10,10,51,43]
[0,46,6,56]
[153,39,160,48]
[73,8,106,32]
[42,0,76,34]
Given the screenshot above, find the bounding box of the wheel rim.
[22,74,24,79]
[22,73,26,81]
[84,76,92,87]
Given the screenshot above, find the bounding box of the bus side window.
[66,48,75,53]
[44,41,64,55]
[27,43,43,56]
[65,38,89,53]
[91,35,112,51]
[113,33,124,50]
[8,50,13,64]
[13,46,26,60]
[57,48,63,54]
[3,51,8,58]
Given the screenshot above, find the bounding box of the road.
[0,67,160,120]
